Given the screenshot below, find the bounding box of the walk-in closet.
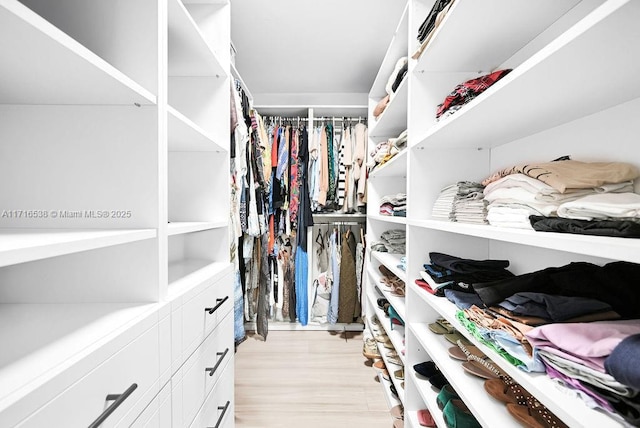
[2,0,640,427]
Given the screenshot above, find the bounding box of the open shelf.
[414,0,580,73]
[0,229,156,268]
[377,371,402,411]
[369,3,409,99]
[414,0,640,150]
[410,320,518,427]
[370,79,408,139]
[412,283,626,427]
[0,1,155,105]
[410,371,447,428]
[408,218,640,264]
[371,251,406,283]
[168,105,226,152]
[369,149,407,178]
[0,302,157,413]
[167,259,231,298]
[230,62,253,102]
[167,0,226,78]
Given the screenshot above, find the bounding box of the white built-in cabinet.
[366,0,640,427]
[0,0,233,426]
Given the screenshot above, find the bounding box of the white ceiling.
[230,0,407,112]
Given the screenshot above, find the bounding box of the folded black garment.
[391,62,408,93]
[498,292,612,322]
[417,0,453,42]
[473,261,640,319]
[430,252,511,274]
[529,215,640,238]
[584,382,640,426]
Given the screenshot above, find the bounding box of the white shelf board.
[413,285,626,428]
[366,288,406,367]
[415,0,580,73]
[167,259,232,298]
[167,105,226,152]
[409,371,447,428]
[0,228,156,268]
[415,0,640,150]
[369,149,407,178]
[167,0,226,77]
[250,321,363,332]
[367,263,406,321]
[408,218,640,264]
[371,251,407,283]
[167,221,227,236]
[0,302,157,412]
[369,3,409,99]
[377,371,402,411]
[0,0,156,105]
[369,214,407,226]
[369,79,408,139]
[410,321,520,427]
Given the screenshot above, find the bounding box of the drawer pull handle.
[205,348,230,376]
[209,400,231,428]
[88,383,138,428]
[205,296,229,314]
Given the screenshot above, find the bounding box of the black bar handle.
[209,400,231,428]
[88,383,138,428]
[205,296,229,315]
[205,348,229,376]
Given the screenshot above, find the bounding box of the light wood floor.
[234,330,393,428]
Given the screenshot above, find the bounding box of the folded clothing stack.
[371,229,406,254]
[481,159,640,234]
[380,192,407,217]
[432,181,486,223]
[368,130,407,171]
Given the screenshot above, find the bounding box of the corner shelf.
[0,0,156,105]
[168,0,226,78]
[168,106,226,152]
[167,221,227,236]
[414,0,640,150]
[369,149,407,179]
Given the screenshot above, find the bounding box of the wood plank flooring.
[234,330,393,428]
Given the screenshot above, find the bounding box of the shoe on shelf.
[389,383,399,398]
[374,334,389,343]
[413,361,439,378]
[417,409,436,427]
[448,344,486,361]
[363,338,381,360]
[484,378,532,406]
[394,368,404,380]
[462,360,500,380]
[373,359,386,371]
[390,404,404,420]
[506,396,569,428]
[436,384,459,410]
[393,419,404,428]
[383,341,396,350]
[428,372,448,390]
[428,318,455,335]
[386,350,399,359]
[442,399,481,428]
[388,355,403,366]
[381,369,390,382]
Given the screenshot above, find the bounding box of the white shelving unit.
[0,0,233,426]
[369,0,640,427]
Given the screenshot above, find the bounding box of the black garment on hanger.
[296,125,314,250]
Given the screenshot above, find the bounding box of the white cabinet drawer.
[189,360,234,428]
[181,271,233,360]
[178,312,233,428]
[17,323,160,428]
[129,382,171,428]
